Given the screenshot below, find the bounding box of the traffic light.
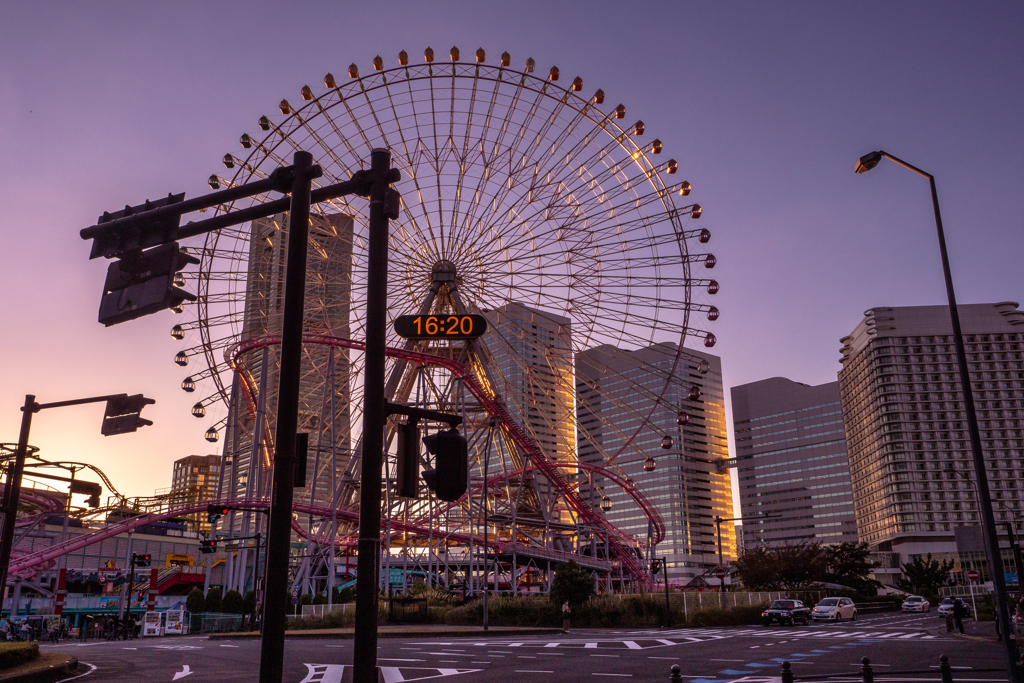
[207,504,230,524]
[133,553,151,567]
[199,539,216,554]
[293,432,308,488]
[421,427,467,502]
[98,241,199,326]
[651,560,661,575]
[395,421,420,499]
[100,394,155,436]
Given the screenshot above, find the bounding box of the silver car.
[901,595,931,612]
[812,597,858,621]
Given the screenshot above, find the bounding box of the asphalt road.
[40,611,1009,682]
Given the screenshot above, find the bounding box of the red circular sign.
[967,569,979,581]
[715,567,727,579]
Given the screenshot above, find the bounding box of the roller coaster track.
[229,335,663,582]
[8,498,499,577]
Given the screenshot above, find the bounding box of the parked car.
[812,597,858,621]
[762,599,811,626]
[901,595,931,612]
[937,598,971,618]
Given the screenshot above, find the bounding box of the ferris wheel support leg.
[353,149,399,683]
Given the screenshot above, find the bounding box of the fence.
[666,656,1007,683]
[188,613,244,634]
[301,603,354,618]
[611,591,899,616]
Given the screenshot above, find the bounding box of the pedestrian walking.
[953,598,967,634]
[1014,601,1024,634]
[561,601,571,633]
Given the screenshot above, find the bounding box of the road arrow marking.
[172,665,192,680]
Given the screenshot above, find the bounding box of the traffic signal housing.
[395,420,420,499]
[421,427,468,503]
[651,560,661,575]
[133,553,151,567]
[98,241,199,326]
[100,394,155,436]
[293,432,308,488]
[207,504,231,524]
[199,539,216,554]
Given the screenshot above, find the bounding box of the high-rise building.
[170,454,222,532]
[577,342,734,585]
[731,378,857,548]
[838,302,1024,578]
[482,302,576,527]
[227,212,353,512]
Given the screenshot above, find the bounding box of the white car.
[901,595,931,612]
[812,597,858,621]
[937,598,971,618]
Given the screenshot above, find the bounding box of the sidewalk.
[209,624,563,640]
[946,619,1000,642]
[0,653,78,683]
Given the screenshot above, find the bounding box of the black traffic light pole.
[259,150,316,682]
[353,149,398,683]
[0,393,151,601]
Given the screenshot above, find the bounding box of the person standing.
[953,598,967,635]
[561,601,571,633]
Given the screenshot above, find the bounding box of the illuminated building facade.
[838,302,1024,577]
[170,454,222,533]
[482,302,576,527]
[577,343,734,585]
[732,378,857,548]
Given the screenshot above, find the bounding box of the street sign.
[715,567,727,580]
[394,314,487,340]
[967,569,979,582]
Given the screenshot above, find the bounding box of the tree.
[824,542,882,594]
[185,588,205,615]
[242,590,257,616]
[549,560,596,606]
[223,589,244,614]
[897,554,953,599]
[205,587,223,613]
[734,542,827,590]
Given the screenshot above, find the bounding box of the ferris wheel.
[169,47,719,585]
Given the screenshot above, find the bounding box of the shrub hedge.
[0,643,39,670]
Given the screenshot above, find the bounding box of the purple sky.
[1,1,1021,500]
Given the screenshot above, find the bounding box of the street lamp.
[857,150,1019,683]
[714,512,780,608]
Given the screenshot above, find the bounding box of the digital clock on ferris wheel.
[393,314,488,340]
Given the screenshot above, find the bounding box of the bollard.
[860,657,874,683]
[670,664,683,683]
[781,661,794,683]
[939,655,953,683]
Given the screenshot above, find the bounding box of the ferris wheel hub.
[430,259,459,283]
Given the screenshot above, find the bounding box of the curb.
[0,654,78,683]
[210,626,564,641]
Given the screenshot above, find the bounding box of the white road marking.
[172,665,193,681]
[55,662,98,682]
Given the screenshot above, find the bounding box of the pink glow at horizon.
[0,1,1021,500]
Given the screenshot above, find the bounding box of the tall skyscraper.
[838,302,1024,576]
[577,343,734,585]
[228,212,353,512]
[482,302,576,528]
[731,378,857,548]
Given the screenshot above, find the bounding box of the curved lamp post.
[857,151,1019,682]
